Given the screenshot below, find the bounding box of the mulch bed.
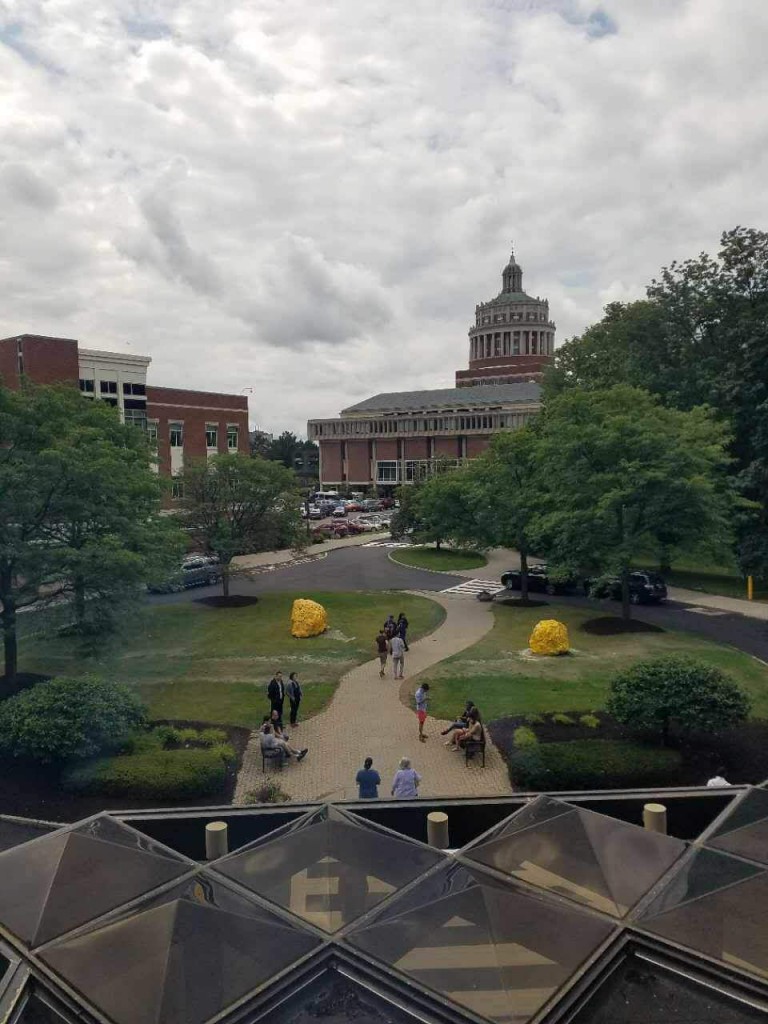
[487,711,768,786]
[194,595,260,608]
[0,720,251,823]
[580,616,665,635]
[493,597,549,608]
[0,673,52,698]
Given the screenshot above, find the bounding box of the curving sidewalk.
[233,592,513,804]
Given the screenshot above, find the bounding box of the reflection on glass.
[215,806,442,933]
[464,796,686,918]
[706,788,768,865]
[347,864,615,1023]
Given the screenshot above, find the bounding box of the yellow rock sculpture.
[291,598,328,638]
[528,619,570,656]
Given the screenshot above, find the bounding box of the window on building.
[122,382,147,396]
[124,409,147,430]
[79,378,95,394]
[102,397,118,407]
[170,423,183,447]
[99,380,118,394]
[205,425,218,449]
[376,461,399,483]
[227,425,239,450]
[147,421,158,444]
[124,398,146,410]
[171,480,185,500]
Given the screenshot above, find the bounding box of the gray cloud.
[0,0,766,434]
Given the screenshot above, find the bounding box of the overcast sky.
[1,0,767,435]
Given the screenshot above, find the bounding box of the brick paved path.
[233,592,513,804]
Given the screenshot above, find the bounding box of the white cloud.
[1,0,767,433]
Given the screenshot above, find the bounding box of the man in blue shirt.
[355,757,381,799]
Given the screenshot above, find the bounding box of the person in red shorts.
[414,683,430,742]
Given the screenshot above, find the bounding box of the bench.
[464,739,486,767]
[261,746,285,772]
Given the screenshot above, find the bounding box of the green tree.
[178,454,301,597]
[268,431,302,469]
[535,387,733,619]
[0,384,182,691]
[607,656,751,746]
[469,427,542,602]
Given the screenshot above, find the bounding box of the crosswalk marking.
[440,579,504,596]
[364,540,411,548]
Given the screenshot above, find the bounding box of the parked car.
[307,504,323,520]
[331,504,347,518]
[329,521,350,537]
[500,563,581,595]
[589,571,668,604]
[344,499,362,512]
[362,499,383,512]
[149,556,220,593]
[350,517,382,532]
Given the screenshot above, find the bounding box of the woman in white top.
[391,757,421,799]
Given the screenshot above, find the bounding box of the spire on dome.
[502,244,523,293]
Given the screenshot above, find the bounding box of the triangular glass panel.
[213,805,442,933]
[346,862,615,1023]
[0,815,192,947]
[464,796,684,918]
[706,788,768,865]
[41,873,322,1024]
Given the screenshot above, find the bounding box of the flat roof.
[340,381,541,415]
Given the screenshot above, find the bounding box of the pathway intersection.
[233,592,512,804]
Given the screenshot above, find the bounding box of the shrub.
[198,727,228,747]
[607,656,751,745]
[524,714,544,725]
[0,676,146,764]
[579,713,601,729]
[512,726,539,750]
[551,713,576,726]
[243,781,290,804]
[64,744,236,799]
[508,739,682,791]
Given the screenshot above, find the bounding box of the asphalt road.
[149,544,768,663]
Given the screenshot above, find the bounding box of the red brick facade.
[147,385,249,475]
[0,334,79,389]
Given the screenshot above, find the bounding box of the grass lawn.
[419,602,768,721]
[390,546,488,571]
[20,592,445,730]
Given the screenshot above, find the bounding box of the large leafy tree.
[468,427,543,602]
[545,227,768,576]
[0,384,183,692]
[535,386,733,619]
[179,454,301,596]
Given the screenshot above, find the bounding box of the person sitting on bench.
[441,700,476,739]
[449,709,483,750]
[261,724,307,762]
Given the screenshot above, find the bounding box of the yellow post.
[748,575,754,601]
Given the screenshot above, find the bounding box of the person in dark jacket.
[287,672,303,727]
[396,612,409,651]
[267,671,285,718]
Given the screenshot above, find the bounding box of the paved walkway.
[233,592,512,804]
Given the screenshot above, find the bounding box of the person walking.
[267,671,285,719]
[390,633,406,679]
[396,612,409,652]
[286,672,303,727]
[391,757,421,799]
[384,614,397,640]
[375,629,389,677]
[355,757,381,799]
[414,683,430,742]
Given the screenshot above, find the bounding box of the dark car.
[149,556,220,593]
[589,571,668,605]
[500,563,581,595]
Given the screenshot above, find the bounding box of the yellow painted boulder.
[291,598,328,638]
[529,619,570,656]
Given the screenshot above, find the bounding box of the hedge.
[64,744,236,800]
[508,739,682,791]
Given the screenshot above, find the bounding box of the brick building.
[0,334,250,484]
[308,248,554,489]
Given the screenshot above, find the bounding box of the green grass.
[390,546,487,571]
[20,592,445,729]
[419,602,768,720]
[633,554,768,602]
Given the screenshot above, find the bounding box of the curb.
[386,549,490,577]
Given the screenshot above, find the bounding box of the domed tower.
[456,246,556,387]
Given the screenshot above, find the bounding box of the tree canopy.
[0,384,183,691]
[178,453,301,596]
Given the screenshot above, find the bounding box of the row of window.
[375,459,465,484]
[166,423,239,450]
[311,411,532,438]
[79,379,147,397]
[478,310,548,326]
[470,330,554,360]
